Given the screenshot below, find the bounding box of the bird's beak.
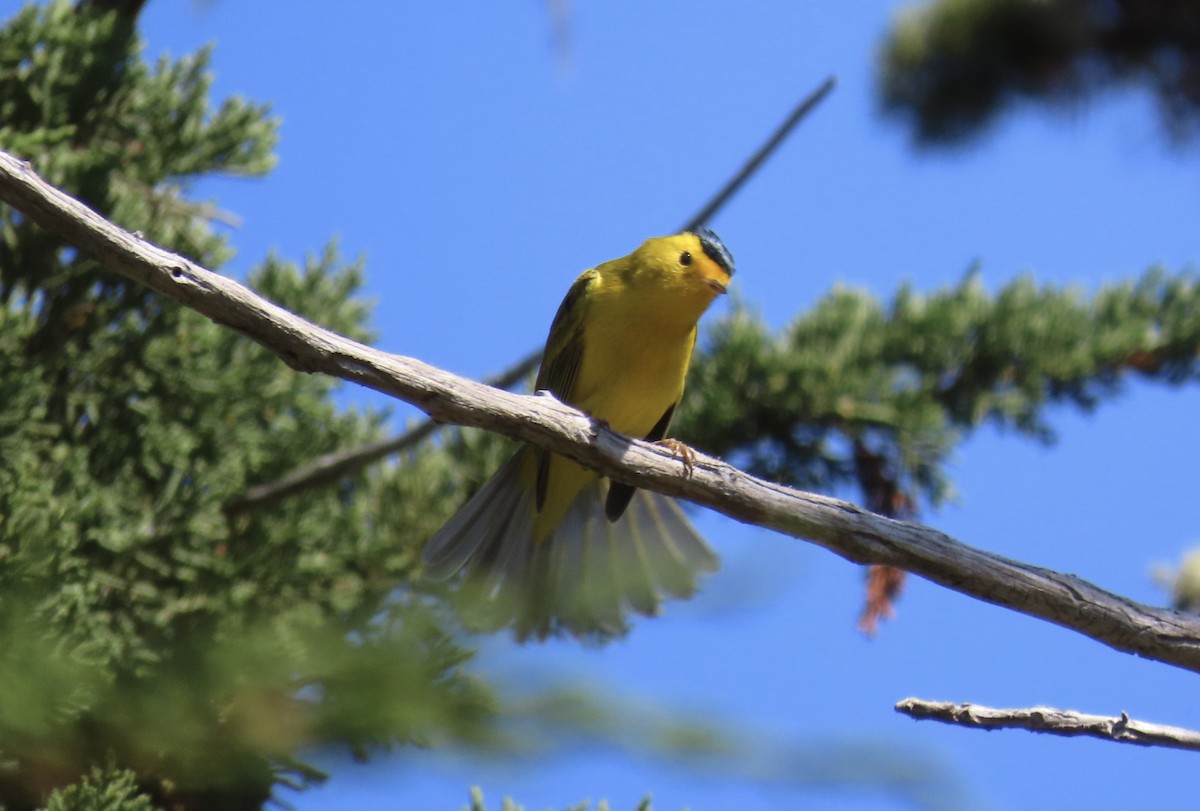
[705,278,728,295]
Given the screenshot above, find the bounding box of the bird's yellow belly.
[571,322,692,437]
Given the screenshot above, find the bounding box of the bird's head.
[631,228,736,299]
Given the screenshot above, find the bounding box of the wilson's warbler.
[423,230,735,639]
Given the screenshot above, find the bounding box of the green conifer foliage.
[0,3,491,809]
[680,269,1200,507]
[41,765,155,811]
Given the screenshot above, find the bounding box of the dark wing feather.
[534,270,593,510]
[605,402,676,521]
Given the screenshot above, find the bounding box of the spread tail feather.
[422,451,718,641]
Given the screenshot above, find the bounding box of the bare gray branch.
[896,698,1200,753]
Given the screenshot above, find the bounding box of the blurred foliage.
[879,0,1200,144]
[496,687,967,811]
[464,787,651,811]
[40,765,154,811]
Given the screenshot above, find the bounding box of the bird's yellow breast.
[570,294,696,438]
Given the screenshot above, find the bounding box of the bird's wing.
[534,270,594,510]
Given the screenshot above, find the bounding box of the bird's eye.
[679,251,692,266]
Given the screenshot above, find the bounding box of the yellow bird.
[423,230,735,639]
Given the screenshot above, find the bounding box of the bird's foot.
[654,438,695,476]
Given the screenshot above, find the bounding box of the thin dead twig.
[896,698,1200,753]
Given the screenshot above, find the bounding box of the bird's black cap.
[692,228,736,277]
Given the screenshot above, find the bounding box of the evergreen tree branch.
[77,0,148,17]
[5,148,1200,677]
[895,698,1200,753]
[879,0,1200,145]
[224,76,836,516]
[223,351,540,516]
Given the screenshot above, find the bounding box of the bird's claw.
[654,438,695,477]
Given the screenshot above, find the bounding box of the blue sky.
[117,1,1200,809]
